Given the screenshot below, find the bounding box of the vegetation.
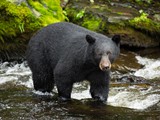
[65,0,160,48]
[65,7,107,33]
[129,11,160,35]
[0,0,65,60]
[26,0,65,26]
[0,0,39,44]
[0,0,65,43]
[82,15,107,32]
[135,0,152,4]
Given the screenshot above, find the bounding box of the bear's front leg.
[87,70,110,102]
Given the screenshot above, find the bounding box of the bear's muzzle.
[99,55,111,71]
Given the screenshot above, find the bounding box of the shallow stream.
[0,48,160,120]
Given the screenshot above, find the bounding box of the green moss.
[0,0,66,43]
[65,7,82,21]
[108,23,158,47]
[0,0,65,45]
[66,6,107,32]
[76,9,85,20]
[135,0,152,4]
[82,16,103,31]
[129,12,160,34]
[0,0,66,60]
[27,0,65,26]
[0,0,41,44]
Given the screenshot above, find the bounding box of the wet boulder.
[116,75,149,84]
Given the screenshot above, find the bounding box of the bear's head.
[86,34,120,71]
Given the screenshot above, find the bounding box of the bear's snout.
[99,55,111,71]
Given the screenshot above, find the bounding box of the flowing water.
[0,48,160,120]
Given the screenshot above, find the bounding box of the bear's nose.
[99,55,111,71]
[99,63,111,71]
[103,66,110,71]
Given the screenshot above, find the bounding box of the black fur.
[26,22,120,102]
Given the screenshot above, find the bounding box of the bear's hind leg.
[31,64,54,93]
[32,72,54,93]
[27,41,54,93]
[54,72,73,101]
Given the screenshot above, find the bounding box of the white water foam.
[72,89,91,100]
[134,56,160,79]
[108,86,160,110]
[33,90,54,96]
[72,85,160,110]
[0,61,31,84]
[19,76,33,88]
[0,76,18,84]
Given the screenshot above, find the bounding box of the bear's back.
[41,22,107,43]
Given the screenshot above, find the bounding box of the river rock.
[110,75,150,88]
[117,75,148,84]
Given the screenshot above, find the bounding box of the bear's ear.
[112,35,121,45]
[86,34,96,44]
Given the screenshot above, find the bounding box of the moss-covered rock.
[108,24,157,47]
[26,0,65,26]
[65,0,160,48]
[0,0,65,61]
[128,12,160,36]
[0,0,39,42]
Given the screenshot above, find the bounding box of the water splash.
[134,56,160,79]
[72,89,90,100]
[108,86,160,110]
[0,61,31,84]
[33,90,54,96]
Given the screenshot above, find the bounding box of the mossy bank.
[1,0,160,61]
[0,0,65,61]
[65,0,160,48]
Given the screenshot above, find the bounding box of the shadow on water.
[0,82,159,120]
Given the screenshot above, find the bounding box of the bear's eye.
[98,53,103,56]
[107,51,111,55]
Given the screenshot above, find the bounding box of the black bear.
[26,22,120,102]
